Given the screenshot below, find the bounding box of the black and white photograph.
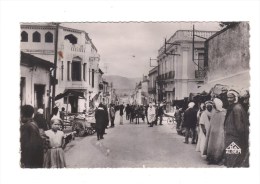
[0,1,260,184]
[19,21,249,168]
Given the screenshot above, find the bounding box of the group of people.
[20,105,67,168]
[180,89,249,167]
[117,102,166,127]
[125,104,147,124]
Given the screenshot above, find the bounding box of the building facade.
[20,52,53,117]
[20,23,101,113]
[132,76,149,105]
[148,66,158,103]
[157,30,216,107]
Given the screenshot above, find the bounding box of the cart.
[72,114,96,137]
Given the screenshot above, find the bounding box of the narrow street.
[64,112,223,168]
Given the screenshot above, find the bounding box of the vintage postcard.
[20,21,249,168]
[0,1,260,184]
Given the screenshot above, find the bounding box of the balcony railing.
[195,70,206,79]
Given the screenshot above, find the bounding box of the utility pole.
[51,22,60,111]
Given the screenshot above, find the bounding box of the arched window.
[45,32,53,43]
[33,31,41,42]
[21,31,28,42]
[64,34,77,44]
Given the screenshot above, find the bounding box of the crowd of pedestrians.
[176,89,250,167]
[20,88,249,168]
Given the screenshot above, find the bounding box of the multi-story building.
[20,23,101,113]
[148,66,158,103]
[132,76,149,105]
[157,29,216,107]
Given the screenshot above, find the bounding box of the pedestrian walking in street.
[174,106,182,135]
[145,104,149,123]
[109,103,115,127]
[119,103,125,125]
[125,104,131,120]
[147,103,156,127]
[204,98,226,165]
[43,119,66,168]
[196,101,214,156]
[154,103,159,125]
[158,103,165,125]
[130,105,135,123]
[20,105,44,168]
[95,103,106,140]
[135,105,140,124]
[102,104,109,135]
[224,89,249,167]
[182,102,197,144]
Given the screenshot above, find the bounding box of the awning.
[55,89,86,101]
[91,92,101,101]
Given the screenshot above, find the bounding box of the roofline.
[20,51,54,68]
[20,23,98,51]
[158,29,217,52]
[206,22,241,42]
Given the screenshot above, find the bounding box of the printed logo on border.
[226,142,241,154]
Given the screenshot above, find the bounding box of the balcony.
[61,43,86,53]
[195,70,206,79]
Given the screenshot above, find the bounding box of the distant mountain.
[103,75,142,90]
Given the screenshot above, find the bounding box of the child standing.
[43,119,66,168]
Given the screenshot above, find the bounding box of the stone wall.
[206,22,250,82]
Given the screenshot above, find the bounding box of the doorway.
[34,84,45,109]
[69,95,78,113]
[20,77,26,106]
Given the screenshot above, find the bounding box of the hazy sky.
[62,22,221,78]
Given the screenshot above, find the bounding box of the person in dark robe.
[20,105,44,168]
[95,103,106,140]
[157,103,165,125]
[125,104,130,120]
[224,89,249,167]
[183,102,198,144]
[129,105,135,123]
[102,104,109,135]
[135,105,140,124]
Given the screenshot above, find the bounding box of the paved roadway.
[64,111,223,168]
